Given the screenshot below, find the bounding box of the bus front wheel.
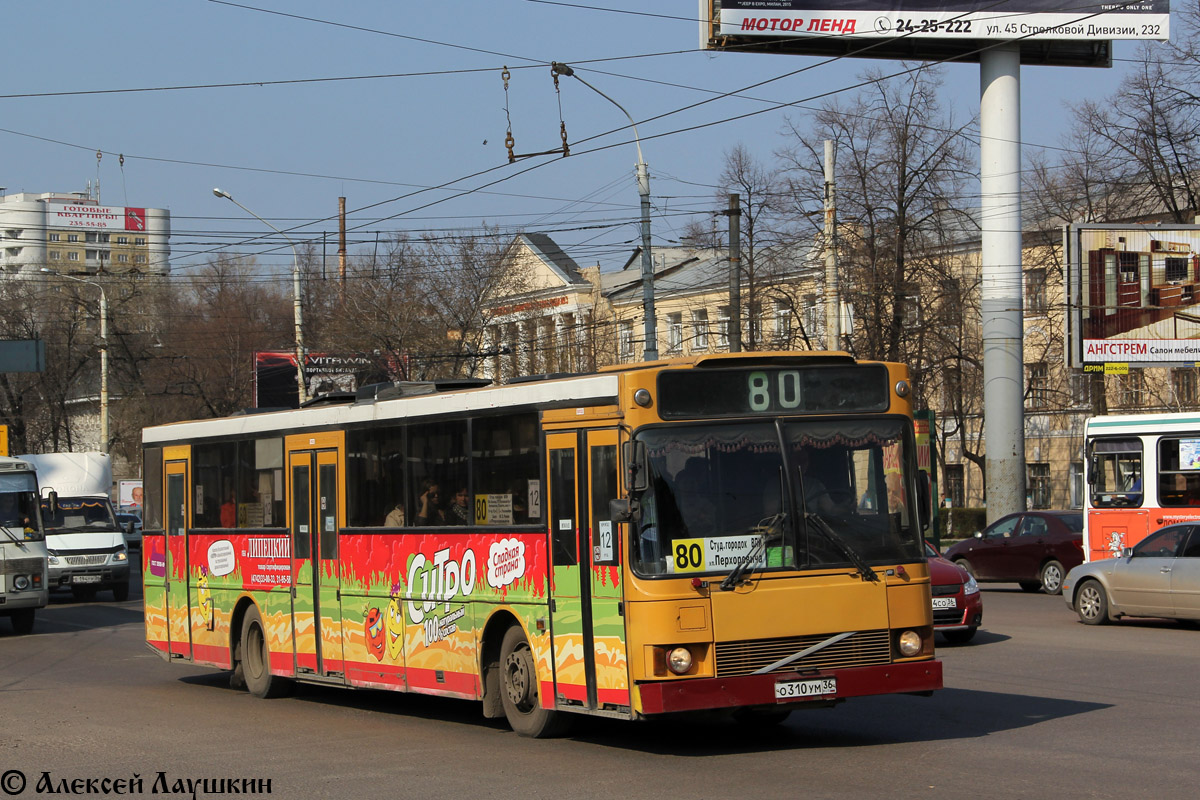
[499,625,568,738]
[240,605,293,698]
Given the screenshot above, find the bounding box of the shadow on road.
[175,671,1110,755]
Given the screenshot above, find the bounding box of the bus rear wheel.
[499,625,568,738]
[240,605,293,698]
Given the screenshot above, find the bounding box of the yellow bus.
[141,352,941,736]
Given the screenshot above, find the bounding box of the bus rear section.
[1085,413,1200,561]
[0,456,49,634]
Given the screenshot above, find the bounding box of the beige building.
[483,224,1197,514]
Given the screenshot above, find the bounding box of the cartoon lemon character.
[197,566,212,625]
[364,606,385,661]
[385,582,405,661]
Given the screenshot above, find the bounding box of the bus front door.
[546,428,626,713]
[165,461,191,658]
[289,449,344,678]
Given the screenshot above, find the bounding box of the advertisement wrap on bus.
[1085,413,1200,562]
[142,352,941,736]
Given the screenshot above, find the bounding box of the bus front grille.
[715,630,892,677]
[64,555,107,566]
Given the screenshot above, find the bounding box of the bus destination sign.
[657,365,890,418]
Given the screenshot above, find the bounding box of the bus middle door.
[289,445,344,679]
[547,428,625,713]
[165,458,191,658]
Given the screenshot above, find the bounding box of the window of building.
[1069,371,1091,407]
[49,251,60,260]
[774,300,791,345]
[68,252,79,261]
[944,463,965,508]
[135,237,146,246]
[1028,463,1051,509]
[1173,368,1198,406]
[618,320,634,361]
[135,255,147,264]
[117,254,128,264]
[1027,362,1049,409]
[67,234,79,243]
[1025,268,1047,314]
[116,236,128,244]
[717,306,730,349]
[49,233,61,242]
[900,287,921,328]
[1118,372,1145,407]
[691,310,709,352]
[803,294,821,341]
[939,279,962,326]
[667,313,683,353]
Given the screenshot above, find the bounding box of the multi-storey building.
[0,191,170,275]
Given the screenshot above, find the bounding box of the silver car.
[1062,523,1200,625]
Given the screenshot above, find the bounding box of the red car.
[927,542,983,644]
[944,511,1084,595]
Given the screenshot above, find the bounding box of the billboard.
[46,203,148,231]
[702,1,1168,65]
[1065,224,1200,369]
[254,351,387,409]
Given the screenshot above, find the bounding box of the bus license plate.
[775,677,836,701]
[73,575,101,584]
[932,597,957,609]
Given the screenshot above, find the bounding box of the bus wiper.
[1,525,28,547]
[804,513,879,582]
[719,513,784,591]
[719,537,764,591]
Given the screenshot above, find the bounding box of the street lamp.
[41,268,108,452]
[551,62,658,361]
[212,188,308,405]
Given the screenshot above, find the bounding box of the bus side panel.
[183,530,294,672]
[336,530,550,700]
[551,564,587,703]
[143,532,169,657]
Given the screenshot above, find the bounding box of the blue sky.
[1,1,1152,277]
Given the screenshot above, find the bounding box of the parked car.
[115,512,142,551]
[927,542,983,644]
[944,510,1084,595]
[1063,522,1200,625]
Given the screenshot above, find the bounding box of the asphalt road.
[2,566,1196,800]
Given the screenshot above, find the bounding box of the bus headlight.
[666,647,693,675]
[897,630,922,657]
[113,551,128,563]
[47,555,60,566]
[14,575,30,591]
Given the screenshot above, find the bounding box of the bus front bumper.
[636,659,943,715]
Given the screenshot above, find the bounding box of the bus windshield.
[631,418,922,577]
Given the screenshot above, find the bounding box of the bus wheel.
[10,609,35,635]
[499,626,568,738]
[1076,580,1109,626]
[1040,560,1065,595]
[240,605,293,698]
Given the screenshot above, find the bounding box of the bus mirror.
[609,497,640,524]
[1086,458,1097,485]
[47,490,59,516]
[622,441,649,493]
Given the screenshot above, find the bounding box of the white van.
[17,453,130,602]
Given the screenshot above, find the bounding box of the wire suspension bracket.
[501,65,570,164]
